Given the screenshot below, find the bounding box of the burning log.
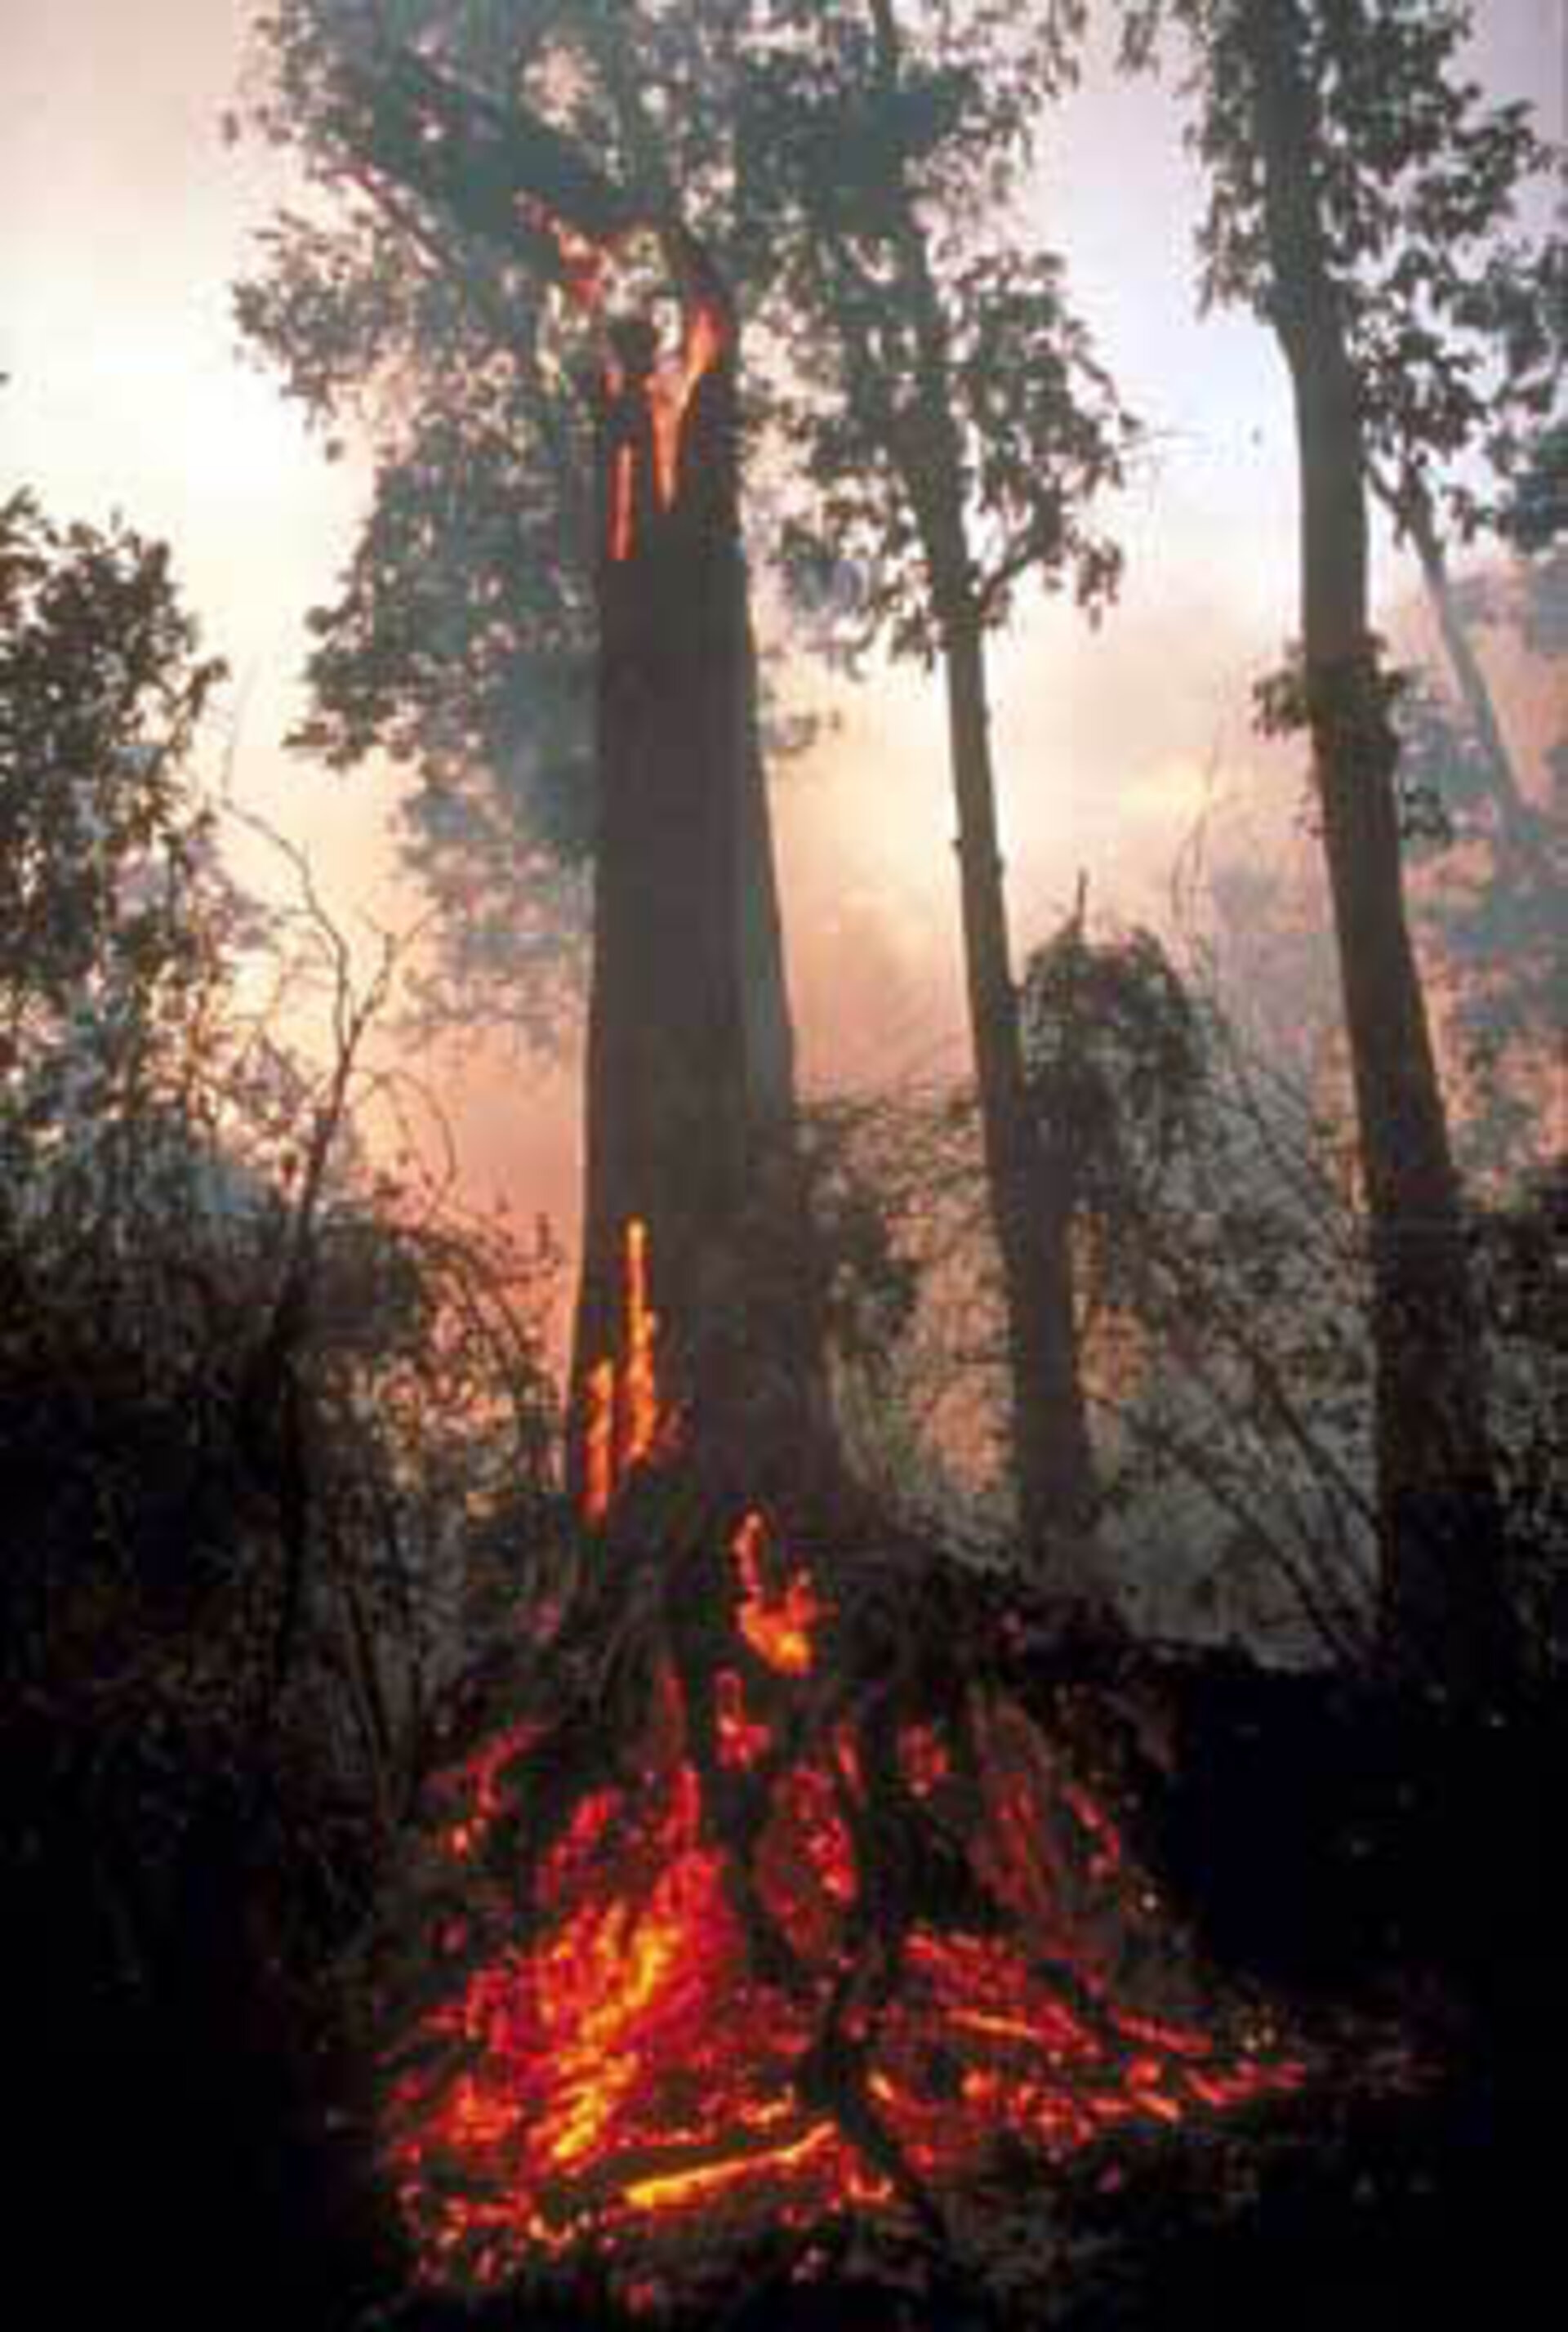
[378,1228,1314,2314]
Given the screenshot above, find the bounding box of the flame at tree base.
[380,1227,1311,2308]
[381,1544,1310,2306]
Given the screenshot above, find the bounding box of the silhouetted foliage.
[1,488,563,2328]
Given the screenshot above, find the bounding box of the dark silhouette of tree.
[1127,0,1545,1697]
[1,482,568,2332]
[0,490,227,1046]
[735,0,1132,1582]
[241,7,833,1501]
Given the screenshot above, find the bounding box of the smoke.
[8,0,1560,1317]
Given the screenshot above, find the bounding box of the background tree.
[793,939,1388,1665]
[0,478,561,1736]
[1022,925,1383,1662]
[1124,0,1555,1696]
[735,0,1132,1578]
[0,489,232,1121]
[238,1,597,1050]
[1367,212,1565,864]
[1341,85,1566,1190]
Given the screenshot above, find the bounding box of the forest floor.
[14,1642,1562,2332]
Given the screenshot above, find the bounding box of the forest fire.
[381,1226,1310,2307]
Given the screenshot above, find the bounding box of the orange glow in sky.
[4,0,1559,1224]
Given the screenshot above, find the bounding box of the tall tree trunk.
[568,284,827,1514]
[1241,0,1515,1697]
[858,0,1095,1573]
[341,50,827,1514]
[941,611,1099,1561]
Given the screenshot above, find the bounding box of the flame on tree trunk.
[349,50,1327,2310]
[332,39,822,1508]
[570,239,826,1514]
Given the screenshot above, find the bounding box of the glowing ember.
[732,1508,822,1676]
[385,1648,1307,2299]
[383,1223,1312,2304]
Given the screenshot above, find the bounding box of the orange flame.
[715,1667,773,1768]
[606,295,728,563]
[387,1649,1310,2299]
[390,1220,1316,2304]
[581,1217,669,1525]
[621,1216,659,1475]
[582,1358,617,1528]
[732,1509,821,1676]
[648,297,727,515]
[608,442,636,566]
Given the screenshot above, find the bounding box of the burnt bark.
[1239,0,1516,1699]
[337,44,826,1505]
[568,292,827,1509]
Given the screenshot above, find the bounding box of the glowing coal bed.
[380,1232,1310,2310]
[382,1545,1312,2306]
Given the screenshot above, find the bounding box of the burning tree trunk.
[336,42,826,1500]
[320,37,1407,2316]
[572,253,824,1511]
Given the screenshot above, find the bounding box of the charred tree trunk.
[336,48,826,1515]
[1241,0,1516,1699]
[568,285,826,1512]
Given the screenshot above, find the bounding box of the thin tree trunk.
[1393,478,1567,1141]
[1241,0,1515,1697]
[942,615,1098,1557]
[1370,465,1538,851]
[862,0,1097,1571]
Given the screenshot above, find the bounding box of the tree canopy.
[234,1,1130,1043]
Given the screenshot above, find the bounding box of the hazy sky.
[4,0,1562,1225]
